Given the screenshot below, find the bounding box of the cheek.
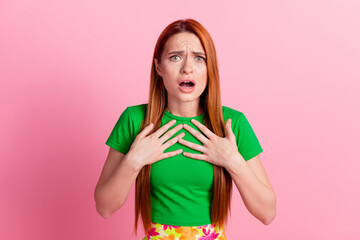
[162,65,178,79]
[200,65,207,76]
[162,78,172,91]
[200,69,208,86]
[162,76,177,92]
[197,78,208,94]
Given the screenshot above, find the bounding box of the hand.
[127,120,185,171]
[178,118,243,168]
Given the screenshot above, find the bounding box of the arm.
[94,147,140,218]
[225,154,276,225]
[95,120,184,218]
[179,118,276,224]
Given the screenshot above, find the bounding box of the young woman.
[94,18,276,240]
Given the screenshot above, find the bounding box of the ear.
[154,58,163,77]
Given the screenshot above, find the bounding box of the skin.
[154,31,276,224]
[178,118,277,225]
[154,31,207,117]
[95,31,276,225]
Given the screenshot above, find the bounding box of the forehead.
[164,32,204,52]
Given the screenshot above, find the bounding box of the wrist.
[123,152,143,173]
[224,152,246,175]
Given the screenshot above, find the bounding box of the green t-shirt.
[105,103,263,226]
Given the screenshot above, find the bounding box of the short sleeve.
[105,107,134,155]
[233,113,263,161]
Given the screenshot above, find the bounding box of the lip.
[177,78,196,93]
[177,78,196,86]
[178,84,195,93]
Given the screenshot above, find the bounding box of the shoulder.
[123,103,148,118]
[222,105,245,121]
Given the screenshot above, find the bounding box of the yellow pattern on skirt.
[142,222,227,240]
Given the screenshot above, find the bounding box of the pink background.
[1,0,359,239]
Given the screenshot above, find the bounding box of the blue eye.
[196,56,206,62]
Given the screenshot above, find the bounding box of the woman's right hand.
[127,119,184,171]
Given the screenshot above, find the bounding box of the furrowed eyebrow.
[168,50,206,56]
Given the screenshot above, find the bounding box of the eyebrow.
[168,50,206,56]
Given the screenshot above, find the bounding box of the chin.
[167,88,204,103]
[178,94,202,102]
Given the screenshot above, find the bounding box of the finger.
[183,152,207,161]
[178,138,205,153]
[225,119,236,140]
[153,119,177,138]
[183,124,209,144]
[160,149,183,160]
[190,119,216,140]
[158,124,183,143]
[162,132,185,150]
[136,123,154,139]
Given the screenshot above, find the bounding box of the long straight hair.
[134,18,232,235]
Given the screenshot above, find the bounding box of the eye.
[170,55,180,61]
[196,56,206,62]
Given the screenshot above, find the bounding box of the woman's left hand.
[178,118,244,168]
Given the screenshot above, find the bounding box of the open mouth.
[179,81,195,88]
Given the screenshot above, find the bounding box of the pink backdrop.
[1,0,359,239]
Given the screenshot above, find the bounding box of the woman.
[94,18,276,240]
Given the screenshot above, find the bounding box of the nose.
[180,56,193,74]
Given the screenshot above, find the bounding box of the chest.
[150,143,214,191]
[150,120,214,192]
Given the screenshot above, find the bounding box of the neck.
[166,99,203,117]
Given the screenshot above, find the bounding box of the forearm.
[94,154,140,218]
[225,154,276,225]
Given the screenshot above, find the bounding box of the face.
[154,32,208,104]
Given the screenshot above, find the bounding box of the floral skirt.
[142,222,227,240]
